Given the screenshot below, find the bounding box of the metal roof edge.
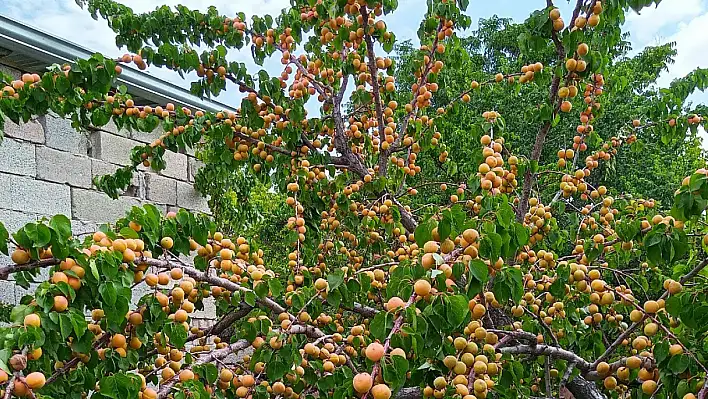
[0,14,236,113]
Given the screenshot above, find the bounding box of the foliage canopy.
[1,0,708,399]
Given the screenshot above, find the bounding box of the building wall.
[0,63,215,321]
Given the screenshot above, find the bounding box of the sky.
[1,0,707,123]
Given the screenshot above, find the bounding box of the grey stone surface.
[41,114,90,154]
[160,151,189,181]
[145,173,177,205]
[0,280,17,305]
[71,219,98,236]
[0,64,20,79]
[176,181,210,213]
[36,146,92,188]
[131,283,154,307]
[0,208,44,233]
[71,188,141,224]
[98,120,129,137]
[0,138,35,176]
[187,156,203,182]
[0,173,71,215]
[193,297,217,319]
[130,126,162,144]
[90,159,142,197]
[90,131,140,166]
[3,119,45,144]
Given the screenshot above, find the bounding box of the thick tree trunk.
[566,376,606,399]
[394,387,422,399]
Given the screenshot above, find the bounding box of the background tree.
[0,1,707,399]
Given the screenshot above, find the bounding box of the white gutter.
[0,14,236,113]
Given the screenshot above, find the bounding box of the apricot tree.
[1,0,708,399]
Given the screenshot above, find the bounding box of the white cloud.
[621,0,708,113]
[655,11,708,86]
[625,0,704,45]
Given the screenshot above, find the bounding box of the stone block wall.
[0,63,214,321]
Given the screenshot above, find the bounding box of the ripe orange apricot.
[11,249,30,265]
[174,309,189,323]
[13,380,28,397]
[161,237,174,249]
[385,296,406,312]
[414,279,431,296]
[371,384,392,399]
[28,348,42,360]
[111,334,127,348]
[365,342,385,362]
[23,313,40,328]
[143,388,157,399]
[642,380,657,395]
[25,372,45,389]
[129,312,143,325]
[179,370,195,382]
[353,372,373,393]
[52,296,68,312]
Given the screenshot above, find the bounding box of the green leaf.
[0,221,7,255]
[469,259,488,284]
[438,217,452,242]
[497,201,514,228]
[59,313,73,339]
[370,311,392,341]
[99,282,117,306]
[382,354,408,390]
[668,354,689,374]
[480,232,502,261]
[119,227,139,239]
[654,340,669,364]
[446,294,470,328]
[10,305,32,324]
[549,263,569,298]
[165,321,188,349]
[201,363,219,384]
[254,280,269,298]
[25,223,51,247]
[268,278,283,298]
[245,291,257,307]
[49,215,72,240]
[414,219,436,247]
[327,269,345,291]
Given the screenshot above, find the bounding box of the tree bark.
[566,376,607,399]
[394,387,422,399]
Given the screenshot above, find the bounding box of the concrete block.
[99,120,130,137]
[160,151,188,181]
[193,297,216,319]
[176,181,210,213]
[0,173,71,216]
[131,284,153,307]
[188,157,203,182]
[71,219,98,236]
[0,65,21,80]
[145,173,177,205]
[90,159,142,197]
[40,114,90,154]
[0,280,17,305]
[3,119,45,144]
[36,146,92,188]
[0,208,44,233]
[130,126,162,144]
[71,188,141,224]
[89,131,140,166]
[0,138,35,176]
